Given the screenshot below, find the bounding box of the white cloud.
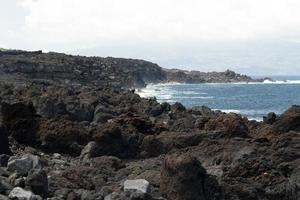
[14,0,300,51]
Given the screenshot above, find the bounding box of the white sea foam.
[263,79,300,84]
[214,109,241,114]
[178,96,214,99]
[182,91,207,95]
[248,117,263,122]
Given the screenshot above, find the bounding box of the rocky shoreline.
[0,50,298,200]
[0,50,265,89]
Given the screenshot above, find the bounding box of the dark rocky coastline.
[0,50,298,200]
[0,50,265,89]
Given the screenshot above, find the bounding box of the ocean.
[137,77,300,121]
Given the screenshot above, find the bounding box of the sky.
[2,0,300,75]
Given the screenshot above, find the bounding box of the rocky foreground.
[0,49,298,200]
[0,82,299,200]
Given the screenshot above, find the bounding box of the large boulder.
[8,187,42,200]
[90,126,126,157]
[0,177,13,195]
[204,113,249,138]
[37,118,88,155]
[263,112,277,124]
[25,169,48,197]
[160,153,220,200]
[89,114,157,158]
[7,154,42,176]
[272,105,300,133]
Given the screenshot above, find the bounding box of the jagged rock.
[90,126,124,157]
[170,102,186,113]
[204,113,249,138]
[7,154,42,175]
[124,179,150,194]
[0,177,13,195]
[0,55,298,200]
[8,187,42,200]
[25,169,48,197]
[0,168,9,178]
[272,105,300,133]
[160,153,220,200]
[80,142,98,160]
[37,119,88,155]
[14,178,25,188]
[90,115,154,158]
[263,112,277,124]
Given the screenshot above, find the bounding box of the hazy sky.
[2,0,300,75]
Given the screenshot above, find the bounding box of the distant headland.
[0,49,269,88]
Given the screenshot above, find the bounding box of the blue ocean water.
[138,78,300,121]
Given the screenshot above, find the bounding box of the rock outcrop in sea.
[0,49,298,199]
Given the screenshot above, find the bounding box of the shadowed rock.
[1,102,38,145]
[160,153,220,200]
[0,126,10,155]
[272,105,300,133]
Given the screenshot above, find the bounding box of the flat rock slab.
[8,187,34,200]
[124,179,150,194]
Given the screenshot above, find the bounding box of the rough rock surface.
[0,50,262,88]
[7,154,42,175]
[0,49,297,199]
[160,153,220,200]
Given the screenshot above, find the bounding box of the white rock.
[53,153,61,159]
[123,179,150,194]
[8,187,33,200]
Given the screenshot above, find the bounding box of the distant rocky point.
[0,49,265,88]
[163,68,266,83]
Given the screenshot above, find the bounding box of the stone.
[37,119,88,155]
[0,177,13,195]
[124,179,150,194]
[272,105,300,133]
[7,154,42,175]
[263,112,277,124]
[25,169,48,197]
[8,187,42,200]
[204,113,249,138]
[53,153,61,159]
[160,153,220,200]
[80,142,98,160]
[0,168,9,177]
[14,178,25,188]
